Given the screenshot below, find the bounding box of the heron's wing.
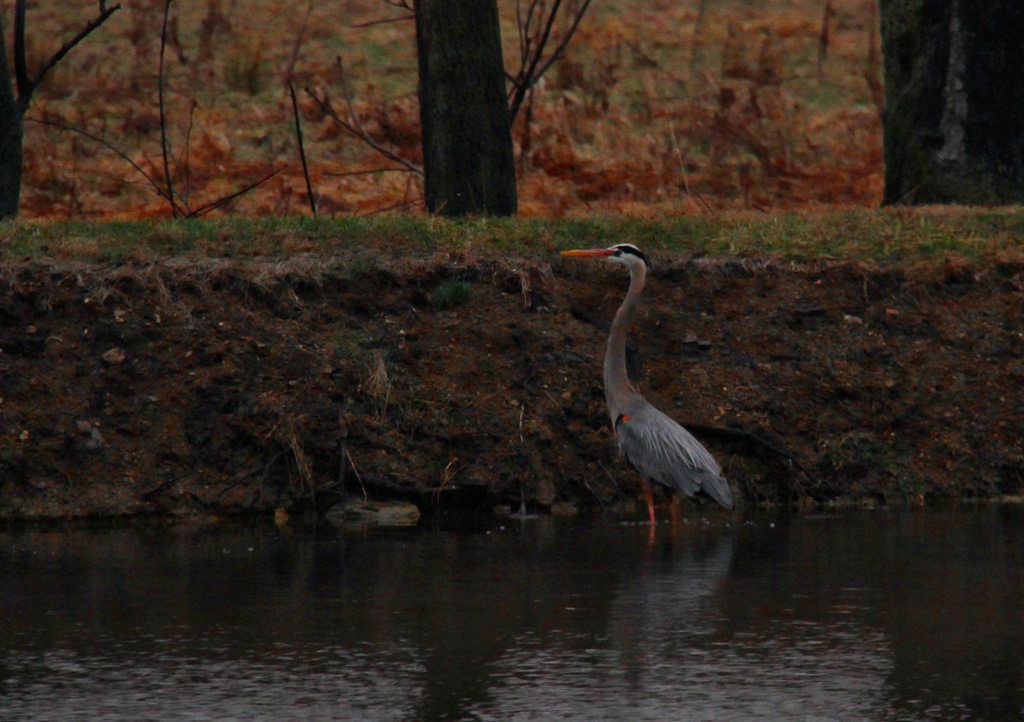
[615,398,734,510]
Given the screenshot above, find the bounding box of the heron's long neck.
[604,261,646,423]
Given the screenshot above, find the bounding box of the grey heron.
[562,244,734,525]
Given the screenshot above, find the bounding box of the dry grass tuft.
[366,349,392,423]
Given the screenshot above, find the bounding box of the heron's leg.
[640,477,656,526]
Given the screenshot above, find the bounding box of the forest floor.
[23,0,883,220]
[2,235,1022,524]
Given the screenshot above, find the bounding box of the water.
[2,507,1023,722]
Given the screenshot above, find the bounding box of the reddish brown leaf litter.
[19,0,882,220]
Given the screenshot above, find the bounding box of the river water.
[2,506,1023,722]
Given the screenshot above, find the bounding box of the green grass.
[431,279,472,310]
[1,208,1022,266]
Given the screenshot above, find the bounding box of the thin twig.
[305,65,423,176]
[817,0,835,77]
[323,167,412,178]
[529,0,594,91]
[32,116,279,218]
[359,196,422,216]
[283,0,315,84]
[289,82,317,216]
[335,54,422,174]
[669,122,716,216]
[351,14,413,29]
[28,117,169,201]
[509,0,563,119]
[542,389,569,420]
[14,0,121,112]
[216,451,286,499]
[598,462,622,496]
[354,0,413,26]
[508,0,594,122]
[336,405,348,504]
[513,0,530,69]
[186,168,282,218]
[158,0,179,218]
[346,448,367,501]
[579,471,606,509]
[180,100,198,212]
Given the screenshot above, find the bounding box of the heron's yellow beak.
[561,248,614,258]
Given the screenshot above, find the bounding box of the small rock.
[793,303,825,316]
[331,500,421,527]
[74,420,105,451]
[102,347,126,365]
[82,427,105,451]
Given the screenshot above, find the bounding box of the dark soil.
[2,249,1023,521]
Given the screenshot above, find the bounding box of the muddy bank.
[1,249,1022,521]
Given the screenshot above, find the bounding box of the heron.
[561,243,734,526]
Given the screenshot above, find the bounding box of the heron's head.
[561,243,649,270]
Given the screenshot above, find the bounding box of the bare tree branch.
[513,0,563,102]
[349,0,413,29]
[29,116,280,219]
[186,168,281,218]
[515,0,545,71]
[307,86,422,176]
[14,0,121,113]
[527,0,593,90]
[283,0,316,84]
[27,117,172,203]
[508,0,593,122]
[289,82,317,216]
[159,0,180,218]
[304,57,423,176]
[180,100,198,211]
[323,168,413,178]
[351,14,414,29]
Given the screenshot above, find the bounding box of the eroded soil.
[2,249,1022,521]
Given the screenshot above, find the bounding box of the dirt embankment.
[1,250,1022,521]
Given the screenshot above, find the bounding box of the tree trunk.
[879,0,1024,204]
[0,16,25,220]
[415,0,517,216]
